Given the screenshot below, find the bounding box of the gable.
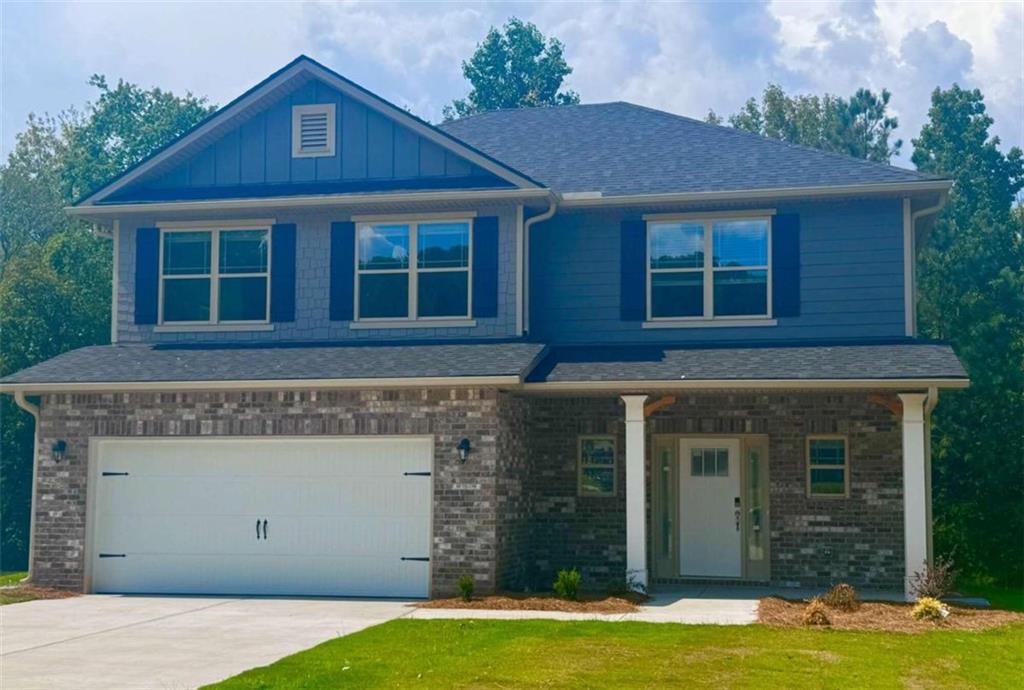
[105,77,508,203]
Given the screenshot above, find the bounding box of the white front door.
[90,437,433,597]
[678,438,742,578]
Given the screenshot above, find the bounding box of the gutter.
[521,195,558,334]
[12,392,40,584]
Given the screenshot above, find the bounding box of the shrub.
[553,568,582,600]
[457,574,475,602]
[822,583,860,612]
[606,572,648,597]
[912,596,950,621]
[802,597,831,626]
[909,555,959,600]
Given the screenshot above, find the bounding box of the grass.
[961,583,1024,612]
[206,619,1024,689]
[0,571,27,587]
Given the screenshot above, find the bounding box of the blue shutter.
[270,223,296,322]
[620,219,646,321]
[771,213,800,317]
[472,216,499,318]
[134,227,159,325]
[330,221,355,321]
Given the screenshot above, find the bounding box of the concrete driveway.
[1,594,412,690]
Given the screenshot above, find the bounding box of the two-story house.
[1,56,967,600]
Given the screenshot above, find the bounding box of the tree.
[0,77,212,570]
[727,84,902,163]
[443,18,579,121]
[911,85,1024,586]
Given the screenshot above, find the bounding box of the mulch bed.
[417,592,643,614]
[758,596,1024,633]
[0,584,79,605]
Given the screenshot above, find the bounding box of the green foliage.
[443,18,579,121]
[822,583,860,612]
[728,84,902,163]
[0,77,211,570]
[457,574,475,602]
[911,85,1024,587]
[911,597,950,621]
[552,568,582,600]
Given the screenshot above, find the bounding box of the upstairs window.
[160,227,270,324]
[292,104,336,158]
[356,220,471,321]
[648,217,771,320]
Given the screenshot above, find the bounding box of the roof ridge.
[616,101,938,180]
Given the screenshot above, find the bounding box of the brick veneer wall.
[527,391,905,590]
[31,388,525,596]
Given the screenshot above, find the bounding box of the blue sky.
[3,1,1022,169]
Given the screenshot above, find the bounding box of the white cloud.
[3,0,1021,163]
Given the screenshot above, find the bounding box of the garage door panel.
[91,437,432,597]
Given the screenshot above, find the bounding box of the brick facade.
[30,387,906,595]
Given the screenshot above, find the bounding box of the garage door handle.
[262,519,268,541]
[401,557,430,562]
[256,519,262,540]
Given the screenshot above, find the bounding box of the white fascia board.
[557,180,954,208]
[0,375,523,394]
[520,378,970,392]
[65,188,551,219]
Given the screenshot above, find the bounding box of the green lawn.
[206,619,1024,689]
[0,571,27,587]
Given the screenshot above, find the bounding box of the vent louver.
[292,104,336,158]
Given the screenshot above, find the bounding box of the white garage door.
[89,437,433,597]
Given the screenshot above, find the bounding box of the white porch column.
[622,394,648,590]
[899,392,929,600]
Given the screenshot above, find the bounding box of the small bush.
[553,568,582,600]
[457,575,475,602]
[606,571,648,597]
[912,596,950,621]
[909,555,958,600]
[822,583,860,612]
[802,597,831,626]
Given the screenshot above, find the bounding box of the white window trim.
[806,435,850,499]
[157,224,272,327]
[578,435,617,498]
[353,218,473,324]
[291,103,336,158]
[646,215,773,324]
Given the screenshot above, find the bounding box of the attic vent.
[292,104,336,158]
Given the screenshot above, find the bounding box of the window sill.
[642,318,777,329]
[153,323,275,333]
[349,319,477,330]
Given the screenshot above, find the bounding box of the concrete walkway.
[1,594,410,690]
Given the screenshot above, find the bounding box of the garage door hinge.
[101,472,130,477]
[98,553,126,558]
[403,471,431,476]
[400,557,430,562]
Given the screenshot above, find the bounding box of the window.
[690,447,729,477]
[578,437,616,496]
[356,220,471,321]
[807,437,849,497]
[160,227,270,324]
[648,217,770,320]
[292,104,336,158]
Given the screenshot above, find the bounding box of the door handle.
[735,509,741,531]
[256,519,262,540]
[262,519,268,541]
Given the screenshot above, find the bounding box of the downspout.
[521,195,558,335]
[908,192,949,337]
[924,386,939,564]
[13,391,40,583]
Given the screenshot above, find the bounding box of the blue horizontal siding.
[529,197,907,344]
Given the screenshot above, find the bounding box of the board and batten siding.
[529,197,907,344]
[115,205,520,344]
[139,78,498,193]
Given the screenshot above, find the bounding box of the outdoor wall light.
[457,438,472,463]
[51,439,67,463]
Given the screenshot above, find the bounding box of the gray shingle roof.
[527,341,966,383]
[0,341,546,386]
[440,102,942,197]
